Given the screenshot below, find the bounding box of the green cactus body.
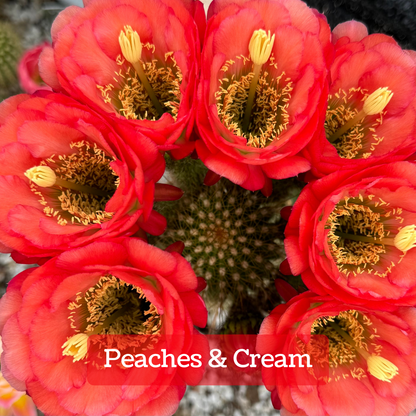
[0,22,21,92]
[155,156,303,327]
[169,184,279,297]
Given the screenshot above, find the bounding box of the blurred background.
[0,0,414,415]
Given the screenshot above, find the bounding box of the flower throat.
[216,29,293,148]
[310,310,398,383]
[98,25,182,121]
[326,194,416,277]
[25,141,118,226]
[62,274,162,362]
[325,87,392,159]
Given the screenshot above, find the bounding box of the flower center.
[62,274,162,362]
[97,26,182,121]
[216,29,293,148]
[325,87,392,159]
[26,141,118,226]
[326,194,416,277]
[310,310,398,383]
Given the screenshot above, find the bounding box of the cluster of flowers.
[0,0,415,415]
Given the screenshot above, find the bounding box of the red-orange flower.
[257,292,416,416]
[0,238,208,416]
[195,0,332,192]
[0,92,174,262]
[285,162,416,308]
[303,21,416,178]
[39,0,204,159]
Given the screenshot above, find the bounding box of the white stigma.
[249,29,275,66]
[363,87,393,115]
[62,333,89,362]
[394,225,416,252]
[119,25,142,64]
[25,166,57,187]
[367,355,399,382]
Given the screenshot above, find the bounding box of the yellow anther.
[249,29,275,66]
[119,25,142,64]
[394,225,416,252]
[62,333,89,362]
[367,355,399,382]
[363,87,393,116]
[24,166,56,187]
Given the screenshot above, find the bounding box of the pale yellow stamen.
[118,25,164,116]
[242,29,275,132]
[366,355,399,382]
[248,29,275,67]
[24,166,56,187]
[328,87,393,143]
[62,333,89,362]
[394,225,416,252]
[25,166,109,197]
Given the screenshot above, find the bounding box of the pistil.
[335,224,416,254]
[328,321,398,382]
[334,231,394,246]
[328,87,393,143]
[25,166,110,198]
[62,302,133,362]
[242,29,275,133]
[119,25,164,116]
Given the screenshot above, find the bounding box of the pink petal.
[2,315,33,383]
[0,95,30,125]
[176,330,209,386]
[167,252,198,292]
[38,46,62,91]
[333,21,368,43]
[27,380,74,416]
[29,305,73,363]
[134,382,185,416]
[49,272,101,311]
[93,5,152,60]
[179,291,207,328]
[212,8,263,60]
[55,241,128,270]
[57,381,122,416]
[18,276,62,334]
[262,155,311,180]
[123,238,177,276]
[17,120,84,158]
[70,21,119,85]
[318,376,374,416]
[195,140,249,186]
[31,354,87,394]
